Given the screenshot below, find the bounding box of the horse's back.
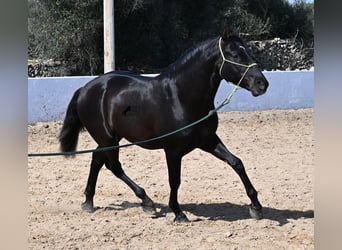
[76,71,160,144]
[81,71,151,91]
[79,71,155,103]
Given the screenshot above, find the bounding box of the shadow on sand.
[96,200,313,226]
[182,202,313,226]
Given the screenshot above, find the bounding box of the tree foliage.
[28,0,103,75]
[28,0,314,75]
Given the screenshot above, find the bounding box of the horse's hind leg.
[82,148,106,213]
[104,149,156,213]
[200,134,263,219]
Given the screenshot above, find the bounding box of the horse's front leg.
[165,150,189,223]
[200,134,263,219]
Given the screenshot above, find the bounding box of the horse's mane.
[159,34,245,77]
[160,36,218,76]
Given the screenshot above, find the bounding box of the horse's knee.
[227,156,244,172]
[105,162,124,178]
[169,178,181,190]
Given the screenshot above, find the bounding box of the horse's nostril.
[256,80,263,88]
[256,79,267,91]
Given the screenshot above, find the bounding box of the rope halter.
[217,37,259,106]
[218,37,257,85]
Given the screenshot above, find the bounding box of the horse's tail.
[59,88,84,155]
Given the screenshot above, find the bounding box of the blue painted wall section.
[215,71,314,112]
[28,71,314,124]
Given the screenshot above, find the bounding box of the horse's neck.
[161,38,221,107]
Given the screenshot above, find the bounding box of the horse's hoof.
[249,206,263,220]
[142,204,156,215]
[81,201,95,213]
[141,197,156,214]
[174,213,190,223]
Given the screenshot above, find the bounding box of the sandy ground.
[28,109,314,250]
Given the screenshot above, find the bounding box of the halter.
[218,37,257,86]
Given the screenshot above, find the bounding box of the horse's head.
[217,28,269,97]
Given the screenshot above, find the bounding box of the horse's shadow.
[98,201,313,226]
[182,202,313,226]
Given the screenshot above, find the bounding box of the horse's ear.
[222,27,230,41]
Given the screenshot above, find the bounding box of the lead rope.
[28,97,228,157]
[28,38,256,157]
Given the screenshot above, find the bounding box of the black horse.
[59,28,269,222]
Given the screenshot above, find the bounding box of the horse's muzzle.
[251,77,269,97]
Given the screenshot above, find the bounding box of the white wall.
[28,71,314,124]
[215,71,314,112]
